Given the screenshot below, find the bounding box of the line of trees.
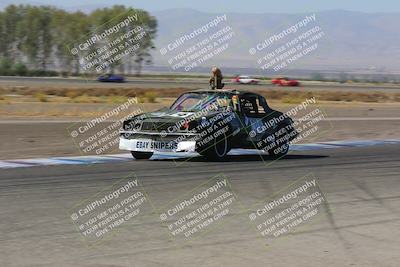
[0,5,157,76]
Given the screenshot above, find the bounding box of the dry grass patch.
[1,85,400,103]
[33,92,48,102]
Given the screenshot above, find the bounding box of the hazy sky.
[3,0,400,13]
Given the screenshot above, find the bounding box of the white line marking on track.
[0,139,399,169]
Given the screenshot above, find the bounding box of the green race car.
[119,89,298,160]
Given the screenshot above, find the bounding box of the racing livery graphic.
[120,89,298,160]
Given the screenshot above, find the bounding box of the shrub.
[107,95,128,104]
[26,69,58,77]
[65,90,82,99]
[34,92,48,102]
[144,91,157,103]
[13,63,28,76]
[0,58,13,75]
[60,71,69,77]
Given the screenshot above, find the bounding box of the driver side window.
[240,96,258,117]
[240,95,269,118]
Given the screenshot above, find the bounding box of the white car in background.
[232,75,260,85]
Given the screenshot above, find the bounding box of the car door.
[238,94,266,142]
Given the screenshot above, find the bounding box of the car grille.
[141,121,178,132]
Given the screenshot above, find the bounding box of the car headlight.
[123,121,132,130]
[123,120,142,131]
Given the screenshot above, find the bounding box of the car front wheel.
[131,151,153,160]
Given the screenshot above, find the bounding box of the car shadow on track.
[153,154,328,162]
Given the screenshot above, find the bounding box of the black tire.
[268,142,289,158]
[199,130,231,161]
[131,151,153,160]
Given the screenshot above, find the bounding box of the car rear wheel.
[266,127,291,158]
[268,142,289,158]
[199,131,231,161]
[131,151,153,160]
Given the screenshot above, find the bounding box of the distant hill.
[151,9,400,73]
[1,4,399,74]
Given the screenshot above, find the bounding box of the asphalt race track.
[1,144,399,267]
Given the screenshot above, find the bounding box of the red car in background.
[271,77,300,86]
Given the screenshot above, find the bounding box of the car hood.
[141,107,225,120]
[127,108,227,132]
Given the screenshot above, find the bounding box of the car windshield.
[170,92,232,112]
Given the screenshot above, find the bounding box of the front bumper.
[119,130,198,153]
